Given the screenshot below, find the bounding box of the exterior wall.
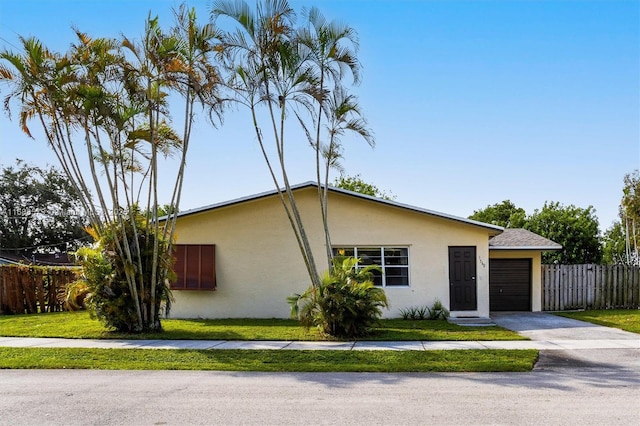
[170,187,495,319]
[328,192,492,319]
[169,190,321,319]
[489,250,542,311]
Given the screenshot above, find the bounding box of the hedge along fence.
[0,265,81,314]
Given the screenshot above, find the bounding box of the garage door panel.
[490,259,531,311]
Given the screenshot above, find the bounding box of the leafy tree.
[468,200,525,228]
[602,220,627,264]
[0,6,222,331]
[0,159,88,254]
[287,256,389,338]
[333,174,395,201]
[525,202,602,264]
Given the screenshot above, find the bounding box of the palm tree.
[0,36,101,227]
[297,6,367,268]
[163,4,225,248]
[320,85,374,221]
[1,9,219,332]
[212,0,322,287]
[622,171,640,266]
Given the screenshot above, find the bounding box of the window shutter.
[171,244,216,290]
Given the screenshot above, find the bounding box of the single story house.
[168,182,560,319]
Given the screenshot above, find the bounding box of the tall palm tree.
[1,11,209,332]
[0,36,101,227]
[622,171,640,265]
[163,4,225,248]
[212,0,322,287]
[120,14,188,328]
[320,85,374,202]
[297,6,365,268]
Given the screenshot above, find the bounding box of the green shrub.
[428,299,450,320]
[399,307,413,320]
[400,300,450,321]
[73,210,173,332]
[399,305,429,320]
[288,257,389,338]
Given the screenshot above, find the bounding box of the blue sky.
[0,0,638,232]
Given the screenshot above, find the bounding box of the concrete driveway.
[491,311,639,340]
[491,312,640,371]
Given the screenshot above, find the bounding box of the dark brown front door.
[449,246,477,311]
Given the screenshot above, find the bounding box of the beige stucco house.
[168,182,560,319]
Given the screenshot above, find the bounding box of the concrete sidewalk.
[1,336,638,351]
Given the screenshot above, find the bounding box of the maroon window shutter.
[200,245,216,290]
[173,245,186,289]
[171,244,216,291]
[185,245,200,289]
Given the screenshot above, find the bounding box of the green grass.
[555,309,640,334]
[0,311,526,341]
[0,347,538,372]
[0,312,535,372]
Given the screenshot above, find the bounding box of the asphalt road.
[1,367,639,426]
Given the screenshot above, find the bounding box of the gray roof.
[489,228,562,250]
[170,181,504,234]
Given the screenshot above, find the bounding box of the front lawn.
[555,309,640,334]
[0,347,538,372]
[0,311,526,341]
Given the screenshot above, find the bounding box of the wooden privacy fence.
[0,265,81,314]
[542,264,640,311]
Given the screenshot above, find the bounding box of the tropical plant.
[313,86,373,268]
[295,7,372,269]
[398,306,428,320]
[212,0,323,288]
[399,300,449,321]
[287,256,389,338]
[74,210,174,332]
[620,170,640,265]
[212,0,373,280]
[62,280,91,311]
[0,6,222,331]
[427,299,449,320]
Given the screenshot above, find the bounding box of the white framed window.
[333,246,409,287]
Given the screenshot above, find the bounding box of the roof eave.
[328,185,504,233]
[489,246,563,251]
[166,181,505,233]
